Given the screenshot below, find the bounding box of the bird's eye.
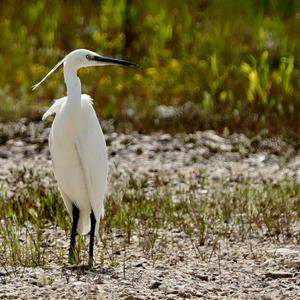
[86,54,92,60]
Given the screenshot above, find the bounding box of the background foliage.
[1,0,300,134]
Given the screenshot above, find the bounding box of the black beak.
[93,55,136,67]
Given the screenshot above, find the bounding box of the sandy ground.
[0,121,299,299]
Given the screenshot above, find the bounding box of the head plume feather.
[32,57,65,91]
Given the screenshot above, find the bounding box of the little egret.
[33,49,136,266]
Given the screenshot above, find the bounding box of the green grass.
[1,1,300,134]
[0,167,299,267]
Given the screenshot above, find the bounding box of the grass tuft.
[0,168,299,267]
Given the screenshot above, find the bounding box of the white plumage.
[43,94,107,234]
[33,49,135,265]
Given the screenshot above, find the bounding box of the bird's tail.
[77,210,91,235]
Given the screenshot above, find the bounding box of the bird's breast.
[52,105,82,141]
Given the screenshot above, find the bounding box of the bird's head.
[32,49,136,90]
[65,49,136,70]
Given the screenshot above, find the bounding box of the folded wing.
[75,95,108,234]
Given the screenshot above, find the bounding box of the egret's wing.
[45,100,74,221]
[42,97,67,120]
[48,129,73,219]
[75,95,108,232]
[58,187,73,218]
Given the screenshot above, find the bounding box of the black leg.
[88,210,96,267]
[69,204,79,264]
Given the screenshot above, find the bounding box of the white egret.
[33,49,136,266]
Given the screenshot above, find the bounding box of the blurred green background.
[1,0,300,134]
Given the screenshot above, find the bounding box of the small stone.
[149,281,161,289]
[135,147,143,155]
[111,273,119,279]
[195,274,209,281]
[274,248,299,257]
[159,133,172,142]
[286,260,300,269]
[178,291,192,298]
[14,140,25,147]
[265,272,293,279]
[72,281,89,288]
[134,261,144,267]
[0,150,9,158]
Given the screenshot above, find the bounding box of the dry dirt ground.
[0,121,299,299]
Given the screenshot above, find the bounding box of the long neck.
[63,63,81,105]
